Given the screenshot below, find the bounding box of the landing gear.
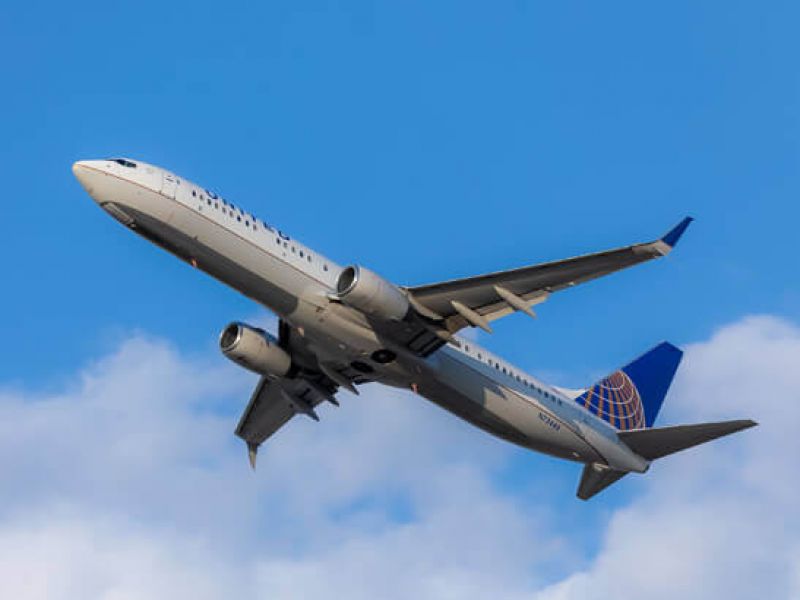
[370,349,397,364]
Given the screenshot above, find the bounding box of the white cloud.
[0,315,797,599]
[535,315,800,600]
[0,333,553,599]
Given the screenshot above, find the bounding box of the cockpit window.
[112,158,137,168]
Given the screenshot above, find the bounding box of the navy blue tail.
[574,342,683,430]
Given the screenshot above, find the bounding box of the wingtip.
[661,216,694,248]
[247,442,258,470]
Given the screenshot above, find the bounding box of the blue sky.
[2,2,799,598]
[3,0,799,384]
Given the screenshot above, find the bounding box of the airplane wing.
[235,374,340,468]
[406,217,693,334]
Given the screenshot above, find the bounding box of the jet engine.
[335,265,409,321]
[219,322,291,377]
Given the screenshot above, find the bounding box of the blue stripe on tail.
[574,342,683,430]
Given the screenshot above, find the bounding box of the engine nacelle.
[335,265,410,321]
[219,322,291,377]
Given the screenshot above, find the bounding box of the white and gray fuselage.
[72,158,649,473]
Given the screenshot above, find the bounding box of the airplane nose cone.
[72,160,103,198]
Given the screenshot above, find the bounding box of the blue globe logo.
[578,370,645,430]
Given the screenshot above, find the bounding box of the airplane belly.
[417,352,601,462]
[102,186,414,385]
[108,195,320,316]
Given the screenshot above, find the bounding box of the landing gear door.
[161,171,178,199]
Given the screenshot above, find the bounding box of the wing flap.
[236,378,290,446]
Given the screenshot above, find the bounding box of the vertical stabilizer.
[575,342,683,430]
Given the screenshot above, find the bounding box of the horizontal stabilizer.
[577,463,627,500]
[618,419,757,460]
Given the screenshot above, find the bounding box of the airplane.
[72,157,757,500]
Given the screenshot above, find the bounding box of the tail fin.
[575,342,683,431]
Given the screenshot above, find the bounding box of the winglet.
[247,442,258,470]
[661,217,694,248]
